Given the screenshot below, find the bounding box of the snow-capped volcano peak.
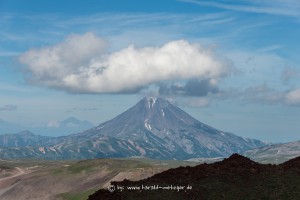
[140,96,171,111]
[146,96,157,108]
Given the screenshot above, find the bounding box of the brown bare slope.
[89,154,300,200]
[0,158,200,200]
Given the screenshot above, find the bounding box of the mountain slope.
[88,154,300,200]
[244,140,300,163]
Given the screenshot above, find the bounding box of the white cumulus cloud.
[19,32,229,94]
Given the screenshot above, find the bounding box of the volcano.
[61,97,265,159]
[0,97,266,160]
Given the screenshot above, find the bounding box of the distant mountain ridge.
[0,97,266,160]
[0,117,94,136]
[0,130,56,147]
[30,117,95,136]
[244,140,300,163]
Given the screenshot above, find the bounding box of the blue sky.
[0,0,300,143]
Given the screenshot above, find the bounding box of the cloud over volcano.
[19,32,229,94]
